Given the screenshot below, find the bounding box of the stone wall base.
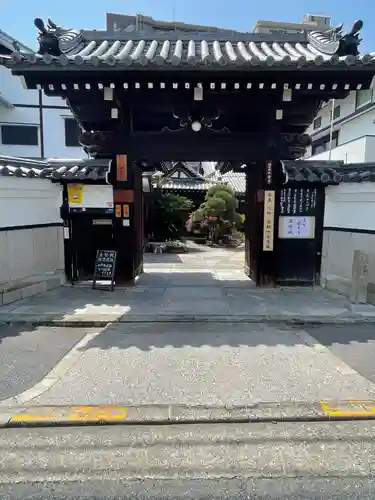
[0,271,66,306]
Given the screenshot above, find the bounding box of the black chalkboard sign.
[92,249,117,291]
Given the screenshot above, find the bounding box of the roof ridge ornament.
[34,17,62,56]
[34,17,83,56]
[308,19,363,57]
[338,20,363,56]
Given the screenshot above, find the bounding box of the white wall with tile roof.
[0,177,62,228]
[0,177,64,287]
[321,182,375,304]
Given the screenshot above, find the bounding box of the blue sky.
[2,0,374,53]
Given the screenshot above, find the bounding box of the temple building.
[1,14,374,287]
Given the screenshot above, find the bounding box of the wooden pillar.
[258,159,279,286]
[111,154,143,284]
[244,162,263,285]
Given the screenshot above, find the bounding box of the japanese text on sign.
[279,187,317,215]
[265,161,272,185]
[116,155,127,182]
[278,216,315,239]
[263,190,275,251]
[93,250,117,291]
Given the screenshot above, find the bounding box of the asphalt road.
[2,322,375,405]
[1,421,375,498]
[0,324,93,401]
[305,324,375,383]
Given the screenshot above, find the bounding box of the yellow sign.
[116,154,128,182]
[123,204,129,218]
[67,184,84,206]
[115,204,122,218]
[263,190,275,251]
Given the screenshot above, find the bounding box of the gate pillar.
[245,159,280,287]
[109,154,143,284]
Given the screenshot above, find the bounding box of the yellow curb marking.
[320,400,375,417]
[10,405,128,423]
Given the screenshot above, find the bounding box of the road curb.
[1,314,375,327]
[1,402,375,428]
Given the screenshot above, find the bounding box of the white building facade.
[0,29,84,159]
[305,88,375,163]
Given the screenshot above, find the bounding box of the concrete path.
[3,321,373,407]
[1,243,375,324]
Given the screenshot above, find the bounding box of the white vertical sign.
[263,190,275,251]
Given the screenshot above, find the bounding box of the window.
[333,105,340,120]
[356,89,373,109]
[1,124,38,146]
[311,131,339,156]
[64,118,81,147]
[313,116,322,130]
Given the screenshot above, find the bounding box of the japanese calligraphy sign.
[278,216,315,239]
[279,187,317,216]
[265,161,273,186]
[263,190,275,251]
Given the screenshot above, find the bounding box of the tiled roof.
[160,181,215,191]
[159,171,246,194]
[0,156,109,180]
[2,155,375,186]
[220,171,246,194]
[282,160,375,184]
[3,18,373,70]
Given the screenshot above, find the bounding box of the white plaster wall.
[0,66,84,158]
[324,183,375,231]
[0,177,64,285]
[0,177,62,228]
[321,182,375,303]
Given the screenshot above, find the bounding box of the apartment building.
[0,29,83,158]
[305,89,375,163]
[253,14,331,34]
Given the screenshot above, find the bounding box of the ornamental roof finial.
[34,17,62,56]
[326,19,364,56]
[308,19,364,57]
[336,20,363,56]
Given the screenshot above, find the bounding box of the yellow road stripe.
[10,405,128,423]
[320,400,375,417]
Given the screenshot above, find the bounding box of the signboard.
[265,161,272,185]
[122,204,129,217]
[67,184,84,206]
[278,216,315,239]
[67,185,113,210]
[115,204,122,218]
[116,155,128,182]
[92,249,117,291]
[279,187,317,216]
[263,190,275,251]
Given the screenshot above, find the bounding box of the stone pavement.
[1,243,375,325]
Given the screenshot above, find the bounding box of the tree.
[147,191,193,241]
[188,184,242,243]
